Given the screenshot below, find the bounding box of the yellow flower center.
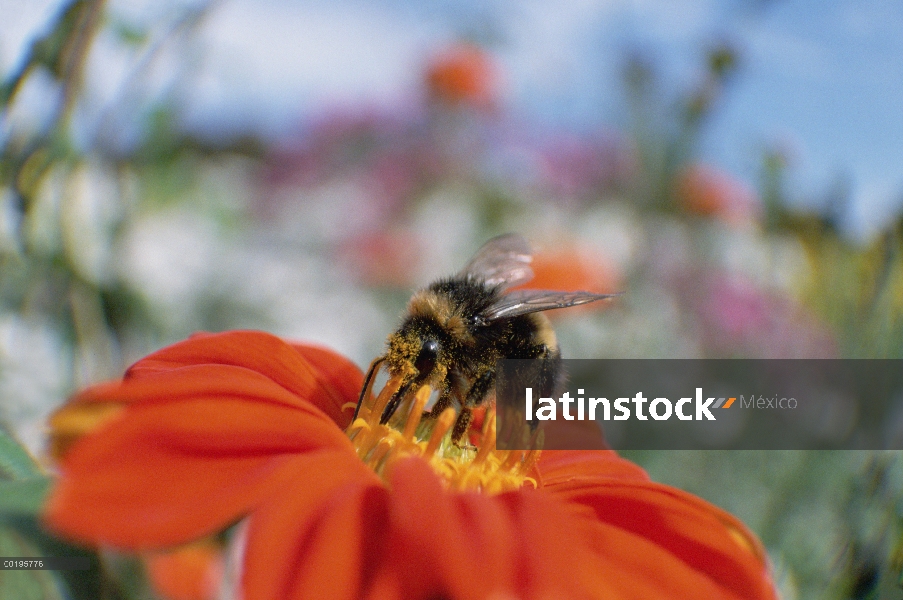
[344,379,541,493]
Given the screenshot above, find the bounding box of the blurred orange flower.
[338,230,423,288]
[425,43,499,109]
[144,539,225,600]
[675,163,760,226]
[515,244,622,319]
[45,331,776,600]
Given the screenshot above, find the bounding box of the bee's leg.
[380,381,412,425]
[451,406,474,447]
[466,371,497,408]
[427,388,453,419]
[451,371,496,445]
[353,356,385,421]
[427,372,464,419]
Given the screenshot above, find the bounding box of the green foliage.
[0,479,51,515]
[0,528,66,600]
[0,427,109,600]
[0,428,40,481]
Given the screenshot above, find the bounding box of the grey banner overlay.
[494,359,903,450]
[0,556,91,570]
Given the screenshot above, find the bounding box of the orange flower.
[45,331,776,600]
[425,43,499,109]
[514,243,621,319]
[144,539,225,600]
[523,245,620,294]
[337,230,423,288]
[675,163,760,226]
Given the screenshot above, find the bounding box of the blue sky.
[3,0,902,236]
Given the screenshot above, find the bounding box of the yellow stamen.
[425,408,456,457]
[367,376,402,425]
[402,386,430,440]
[346,376,543,494]
[516,447,542,477]
[366,439,393,470]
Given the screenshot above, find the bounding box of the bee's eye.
[414,340,439,377]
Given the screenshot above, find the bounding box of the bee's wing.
[458,233,534,289]
[482,289,621,321]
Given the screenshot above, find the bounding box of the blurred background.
[1,0,902,598]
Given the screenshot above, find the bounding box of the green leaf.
[0,427,40,480]
[0,478,51,515]
[1,515,107,600]
[0,528,65,600]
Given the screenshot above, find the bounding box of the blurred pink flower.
[535,133,635,201]
[695,274,838,358]
[256,108,440,227]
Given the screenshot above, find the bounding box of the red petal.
[290,343,365,429]
[45,372,358,548]
[123,331,362,425]
[384,458,516,599]
[50,359,346,460]
[249,456,719,600]
[242,454,383,600]
[536,449,650,486]
[492,489,646,599]
[144,539,225,600]
[550,478,776,599]
[384,458,622,600]
[76,363,338,415]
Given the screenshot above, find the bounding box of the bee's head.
[373,320,449,426]
[386,317,449,385]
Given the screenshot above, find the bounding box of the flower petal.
[290,343,365,429]
[49,354,347,460]
[384,458,624,600]
[242,453,383,600]
[45,375,358,548]
[493,487,659,599]
[384,458,517,599]
[383,457,746,600]
[549,477,776,599]
[48,397,127,461]
[536,449,650,485]
[124,331,362,424]
[244,456,621,600]
[144,538,225,600]
[79,362,343,416]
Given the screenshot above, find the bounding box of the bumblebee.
[355,233,618,444]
